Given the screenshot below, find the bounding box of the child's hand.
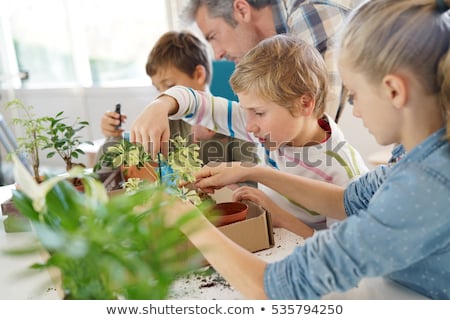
[232,186,288,229]
[194,162,256,193]
[101,111,127,137]
[130,95,177,158]
[232,186,276,214]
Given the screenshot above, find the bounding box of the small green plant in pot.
[4,99,49,182]
[166,136,203,184]
[163,136,204,205]
[8,154,202,299]
[43,111,92,171]
[95,136,205,205]
[94,138,159,183]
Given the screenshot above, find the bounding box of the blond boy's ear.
[193,65,208,87]
[291,94,316,117]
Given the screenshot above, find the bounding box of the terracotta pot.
[210,202,248,227]
[121,162,159,183]
[70,177,85,192]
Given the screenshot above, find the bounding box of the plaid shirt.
[271,0,365,119]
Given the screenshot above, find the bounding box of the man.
[180,0,365,121]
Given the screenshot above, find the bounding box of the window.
[1,0,177,89]
[9,0,76,87]
[81,0,170,86]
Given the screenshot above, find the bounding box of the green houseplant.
[94,138,158,183]
[165,136,204,205]
[94,136,204,205]
[8,154,202,299]
[4,99,49,182]
[43,111,92,171]
[2,101,91,232]
[4,101,92,178]
[166,136,203,184]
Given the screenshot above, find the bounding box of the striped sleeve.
[162,86,255,143]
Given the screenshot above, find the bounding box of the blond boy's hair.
[230,34,328,117]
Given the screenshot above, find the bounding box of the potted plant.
[94,136,247,223]
[166,136,203,184]
[165,137,248,223]
[94,138,159,183]
[95,136,205,205]
[4,99,49,182]
[8,154,202,299]
[1,99,48,232]
[164,136,204,205]
[43,111,92,171]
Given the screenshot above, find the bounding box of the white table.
[169,228,304,300]
[0,185,428,300]
[169,230,428,300]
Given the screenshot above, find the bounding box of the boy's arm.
[131,86,254,157]
[251,167,347,220]
[130,95,178,157]
[195,163,347,220]
[163,86,254,143]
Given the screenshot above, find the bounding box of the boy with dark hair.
[100,30,257,164]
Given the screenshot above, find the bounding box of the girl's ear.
[382,74,407,109]
[192,65,207,87]
[291,94,316,117]
[233,0,252,23]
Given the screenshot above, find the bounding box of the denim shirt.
[264,127,450,299]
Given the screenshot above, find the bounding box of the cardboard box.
[210,188,274,253]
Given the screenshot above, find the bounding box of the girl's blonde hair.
[230,34,328,117]
[339,0,450,141]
